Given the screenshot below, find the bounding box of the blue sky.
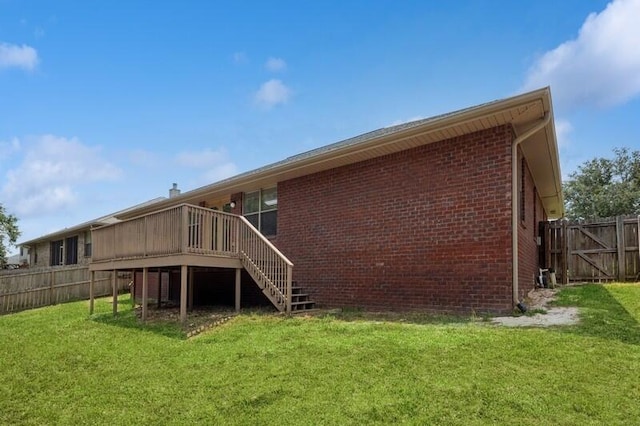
[2,0,640,248]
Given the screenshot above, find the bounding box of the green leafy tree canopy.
[563,147,640,220]
[0,203,20,267]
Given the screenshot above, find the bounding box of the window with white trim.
[51,240,64,266]
[243,187,277,236]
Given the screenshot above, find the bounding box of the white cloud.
[522,0,640,109]
[176,147,238,183]
[265,57,286,72]
[254,79,292,109]
[1,135,122,217]
[0,42,38,71]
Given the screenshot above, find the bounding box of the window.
[50,236,79,266]
[84,231,92,257]
[243,187,277,236]
[51,240,63,266]
[65,236,78,265]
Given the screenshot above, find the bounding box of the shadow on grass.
[552,284,640,345]
[90,310,186,340]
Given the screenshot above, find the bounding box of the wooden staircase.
[238,216,315,314]
[290,282,316,313]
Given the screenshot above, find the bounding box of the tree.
[563,147,640,220]
[0,203,20,268]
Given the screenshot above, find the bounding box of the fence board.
[544,215,640,283]
[0,266,129,314]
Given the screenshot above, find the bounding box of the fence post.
[89,271,95,315]
[562,220,569,284]
[112,270,118,315]
[616,215,626,282]
[50,270,55,305]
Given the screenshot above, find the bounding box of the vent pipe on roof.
[169,183,181,198]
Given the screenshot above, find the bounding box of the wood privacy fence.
[542,215,640,284]
[0,266,129,315]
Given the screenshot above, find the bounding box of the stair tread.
[291,300,315,306]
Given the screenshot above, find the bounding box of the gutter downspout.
[511,112,550,307]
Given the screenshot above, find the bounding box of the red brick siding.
[277,126,515,313]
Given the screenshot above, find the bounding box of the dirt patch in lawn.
[134,305,238,337]
[491,288,580,328]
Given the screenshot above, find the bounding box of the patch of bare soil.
[134,304,237,337]
[491,288,580,328]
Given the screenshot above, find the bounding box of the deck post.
[235,268,241,312]
[142,267,148,322]
[130,270,135,308]
[180,265,188,323]
[112,270,118,315]
[188,267,194,310]
[89,270,95,315]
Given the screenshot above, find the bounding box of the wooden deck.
[89,204,294,317]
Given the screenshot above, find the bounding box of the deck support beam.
[180,265,188,323]
[89,271,95,315]
[188,267,194,310]
[112,269,117,315]
[142,267,148,322]
[235,268,241,312]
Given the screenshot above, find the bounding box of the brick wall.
[277,126,516,313]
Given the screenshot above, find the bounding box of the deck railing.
[91,204,292,312]
[238,216,293,313]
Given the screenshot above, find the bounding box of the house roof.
[19,197,166,246]
[120,86,564,220]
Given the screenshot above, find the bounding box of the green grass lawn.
[1,284,639,425]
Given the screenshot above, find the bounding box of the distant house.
[19,198,166,269]
[4,252,25,268]
[22,87,563,320]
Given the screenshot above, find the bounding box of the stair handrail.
[237,216,293,313]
